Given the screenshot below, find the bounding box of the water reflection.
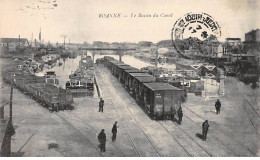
[36,56,82,89]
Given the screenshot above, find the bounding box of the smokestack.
[64,37,65,50]
[18,35,20,47]
[39,28,41,44]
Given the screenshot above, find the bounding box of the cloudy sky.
[0,0,259,44]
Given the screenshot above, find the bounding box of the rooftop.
[134,76,156,82]
[0,38,29,44]
[124,70,146,73]
[129,73,153,77]
[143,82,182,91]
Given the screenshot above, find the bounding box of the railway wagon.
[104,58,117,70]
[2,70,23,84]
[142,82,182,120]
[114,64,130,78]
[3,70,74,112]
[110,60,125,76]
[126,72,154,92]
[38,84,74,111]
[132,76,156,101]
[121,69,147,85]
[14,74,45,92]
[27,83,46,99]
[103,56,115,67]
[116,65,137,83]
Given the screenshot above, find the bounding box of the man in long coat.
[99,98,104,112]
[202,120,210,141]
[215,99,221,114]
[111,121,118,141]
[98,129,106,152]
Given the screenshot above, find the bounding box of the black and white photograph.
[0,0,259,157]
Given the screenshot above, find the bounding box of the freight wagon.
[110,60,125,76]
[126,72,154,93]
[116,65,137,83]
[3,69,74,112]
[102,56,183,120]
[114,64,131,78]
[142,82,182,120]
[121,69,146,86]
[132,76,156,101]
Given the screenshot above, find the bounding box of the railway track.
[94,66,141,156]
[182,106,256,156]
[158,121,211,157]
[236,81,259,130]
[54,113,104,157]
[68,112,127,156]
[96,67,161,157]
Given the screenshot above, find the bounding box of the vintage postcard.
[0,0,259,157]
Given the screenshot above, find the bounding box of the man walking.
[111,121,118,141]
[98,129,106,152]
[177,107,183,124]
[99,98,104,112]
[202,120,210,141]
[215,99,221,114]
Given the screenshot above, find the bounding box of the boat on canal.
[65,54,95,95]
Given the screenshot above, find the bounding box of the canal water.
[37,53,177,90]
[0,53,220,99]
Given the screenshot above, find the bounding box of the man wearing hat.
[111,121,119,141]
[98,129,106,152]
[215,99,221,114]
[99,98,104,112]
[202,120,210,141]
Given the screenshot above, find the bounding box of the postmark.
[172,12,221,41]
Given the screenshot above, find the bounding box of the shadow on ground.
[196,133,204,140]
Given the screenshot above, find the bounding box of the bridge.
[80,47,137,61]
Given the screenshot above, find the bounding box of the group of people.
[98,121,119,152]
[176,99,221,141]
[97,96,221,150]
[97,98,119,152]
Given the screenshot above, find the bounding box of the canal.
[0,53,220,99]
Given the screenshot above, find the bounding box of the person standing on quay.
[99,98,104,112]
[98,129,106,152]
[202,120,210,141]
[111,121,118,141]
[177,107,183,124]
[215,99,221,114]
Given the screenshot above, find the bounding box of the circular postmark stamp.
[172,12,221,41]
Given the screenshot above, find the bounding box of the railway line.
[70,113,128,156]
[96,63,242,156]
[96,67,160,156]
[158,121,211,156]
[182,106,255,156]
[54,113,104,157]
[236,81,259,130]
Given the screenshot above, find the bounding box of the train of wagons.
[100,56,184,120]
[2,68,74,112]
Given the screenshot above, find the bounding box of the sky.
[0,0,260,44]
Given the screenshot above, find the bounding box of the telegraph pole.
[9,86,13,123]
